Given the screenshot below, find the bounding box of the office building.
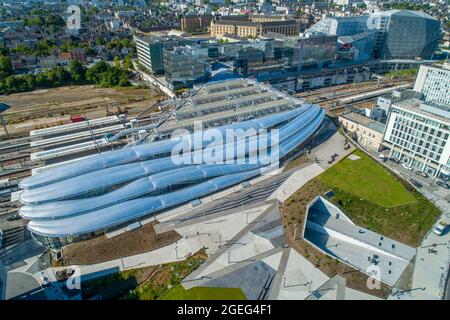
[413,63,450,107]
[306,10,441,59]
[383,99,450,178]
[134,35,191,74]
[163,45,211,91]
[372,10,441,59]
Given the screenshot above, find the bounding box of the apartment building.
[339,112,385,152]
[210,14,300,38]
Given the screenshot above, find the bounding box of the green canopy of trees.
[0,61,131,95]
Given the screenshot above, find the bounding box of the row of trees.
[5,38,135,57]
[6,39,98,57]
[0,60,131,95]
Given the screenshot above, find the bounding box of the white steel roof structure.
[19,82,325,241]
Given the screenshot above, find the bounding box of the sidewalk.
[344,135,450,300]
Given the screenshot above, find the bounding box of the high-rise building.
[306,10,441,59]
[371,10,441,59]
[413,63,450,107]
[383,60,450,178]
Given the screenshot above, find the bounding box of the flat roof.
[305,196,416,286]
[393,99,450,124]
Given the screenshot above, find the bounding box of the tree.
[68,60,86,83]
[114,55,121,68]
[0,55,13,77]
[123,55,133,69]
[86,61,110,83]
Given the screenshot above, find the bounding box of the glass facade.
[386,103,450,177]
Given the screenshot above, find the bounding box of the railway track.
[0,168,31,181]
[295,80,408,102]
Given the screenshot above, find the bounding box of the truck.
[433,220,449,236]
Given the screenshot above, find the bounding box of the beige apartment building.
[210,15,300,38]
[339,112,385,152]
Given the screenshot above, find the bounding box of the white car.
[433,221,449,236]
[401,163,413,171]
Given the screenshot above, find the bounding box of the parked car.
[401,163,413,171]
[433,220,449,236]
[6,213,21,221]
[390,158,401,164]
[436,180,450,189]
[0,228,3,249]
[409,179,423,188]
[415,170,428,178]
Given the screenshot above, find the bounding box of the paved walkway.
[268,163,324,202]
[390,230,450,300]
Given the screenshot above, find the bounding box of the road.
[372,158,450,300]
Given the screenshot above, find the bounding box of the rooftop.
[393,99,450,124]
[304,196,416,286]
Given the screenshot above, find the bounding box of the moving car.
[433,221,449,236]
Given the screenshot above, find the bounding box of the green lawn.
[161,284,247,300]
[318,150,416,208]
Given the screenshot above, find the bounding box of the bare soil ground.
[60,222,181,266]
[0,85,162,138]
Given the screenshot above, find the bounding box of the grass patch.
[161,284,247,300]
[327,185,439,246]
[127,250,207,300]
[282,150,441,247]
[318,150,416,207]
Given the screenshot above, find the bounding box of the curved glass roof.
[20,105,311,190]
[21,104,325,238]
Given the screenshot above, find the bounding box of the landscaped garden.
[283,150,440,247]
[81,250,208,300]
[280,149,441,298]
[161,285,247,300]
